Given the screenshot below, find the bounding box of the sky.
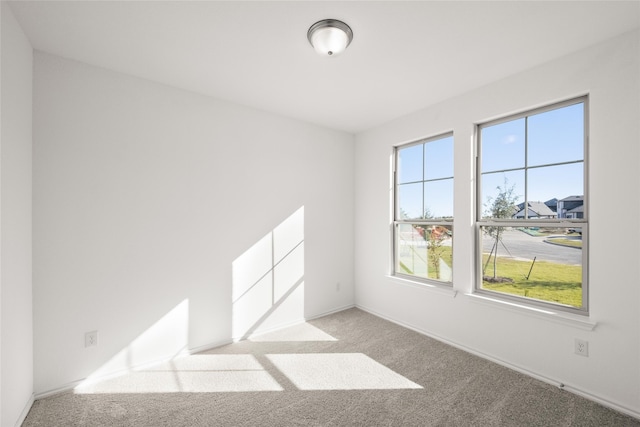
[397,102,584,220]
[397,135,453,219]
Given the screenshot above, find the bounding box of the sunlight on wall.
[232,207,305,340]
[74,299,190,392]
[71,206,422,395]
[267,353,423,390]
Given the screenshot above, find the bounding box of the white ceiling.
[8,1,640,134]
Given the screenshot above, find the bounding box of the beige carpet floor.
[23,308,639,426]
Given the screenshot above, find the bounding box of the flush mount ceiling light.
[307,19,353,57]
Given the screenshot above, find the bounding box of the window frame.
[392,133,454,286]
[475,96,589,314]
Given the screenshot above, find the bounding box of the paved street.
[481,228,582,265]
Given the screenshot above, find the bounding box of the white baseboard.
[188,338,233,354]
[35,378,91,399]
[229,304,357,342]
[355,304,640,421]
[305,304,356,321]
[14,393,35,427]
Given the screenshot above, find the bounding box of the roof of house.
[559,195,584,202]
[513,201,558,218]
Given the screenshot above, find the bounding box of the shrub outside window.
[477,97,588,313]
[394,134,453,285]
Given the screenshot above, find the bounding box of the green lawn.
[428,246,452,280]
[399,244,582,308]
[482,254,582,307]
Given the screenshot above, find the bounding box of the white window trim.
[392,132,454,288]
[475,96,589,315]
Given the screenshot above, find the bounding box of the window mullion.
[421,143,425,219]
[524,116,529,220]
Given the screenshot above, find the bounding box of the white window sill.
[464,292,596,331]
[386,275,458,298]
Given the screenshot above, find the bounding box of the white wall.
[1,2,34,426]
[33,53,354,394]
[355,30,640,415]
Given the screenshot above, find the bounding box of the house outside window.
[558,195,584,219]
[393,134,453,285]
[476,97,588,313]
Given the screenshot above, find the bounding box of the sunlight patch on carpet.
[74,354,283,394]
[266,353,423,390]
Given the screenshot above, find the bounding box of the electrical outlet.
[85,331,98,348]
[575,338,588,357]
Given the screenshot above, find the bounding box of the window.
[393,134,453,284]
[477,97,588,313]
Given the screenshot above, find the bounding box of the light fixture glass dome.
[307,19,353,56]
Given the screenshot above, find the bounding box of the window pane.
[528,163,583,216]
[481,171,524,219]
[528,103,584,167]
[396,223,428,279]
[424,136,453,180]
[480,226,582,308]
[424,178,453,219]
[396,223,453,283]
[397,182,422,219]
[395,134,454,285]
[481,118,525,173]
[477,97,587,312]
[397,144,423,184]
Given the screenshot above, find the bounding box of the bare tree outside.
[483,177,519,280]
